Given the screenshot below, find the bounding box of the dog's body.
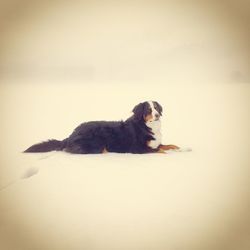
[24,101,179,154]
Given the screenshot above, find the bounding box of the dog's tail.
[23,139,68,153]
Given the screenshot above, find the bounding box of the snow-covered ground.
[0,1,249,249]
[0,81,249,250]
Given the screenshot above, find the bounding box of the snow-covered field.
[0,0,249,249]
[0,81,249,250]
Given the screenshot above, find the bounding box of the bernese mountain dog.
[24,101,179,154]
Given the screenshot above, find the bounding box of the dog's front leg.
[159,144,180,151]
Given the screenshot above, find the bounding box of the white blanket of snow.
[0,82,249,250]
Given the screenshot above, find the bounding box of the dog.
[24,101,179,154]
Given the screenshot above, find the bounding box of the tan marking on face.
[144,114,153,122]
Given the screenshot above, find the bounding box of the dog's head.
[132,101,163,122]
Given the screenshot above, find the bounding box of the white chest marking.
[146,101,162,149]
[146,120,162,149]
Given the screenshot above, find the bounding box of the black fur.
[24,101,162,154]
[24,139,67,153]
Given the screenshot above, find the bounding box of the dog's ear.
[155,102,163,116]
[132,102,145,120]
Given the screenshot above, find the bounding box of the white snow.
[0,81,249,250]
[0,1,249,248]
